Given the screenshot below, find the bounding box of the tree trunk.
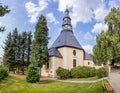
[111,59,115,67]
[21,67,24,75]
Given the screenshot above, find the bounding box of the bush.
[97,67,108,78]
[56,67,70,79]
[0,66,9,81]
[71,66,96,78]
[26,64,40,83]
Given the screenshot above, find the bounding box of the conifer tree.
[12,28,19,70]
[0,4,10,32]
[26,32,32,68]
[31,15,49,76]
[3,28,32,73]
[3,32,15,72]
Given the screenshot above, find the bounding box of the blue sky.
[0,0,120,57]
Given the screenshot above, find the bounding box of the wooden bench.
[102,83,114,92]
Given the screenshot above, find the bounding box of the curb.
[50,77,107,83]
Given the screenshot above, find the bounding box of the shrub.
[56,67,70,79]
[97,67,108,78]
[71,66,96,78]
[26,64,40,83]
[0,66,8,81]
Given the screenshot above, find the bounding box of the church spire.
[62,7,72,31]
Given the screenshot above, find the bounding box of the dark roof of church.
[84,52,92,60]
[49,47,62,58]
[51,30,83,49]
[48,8,91,59]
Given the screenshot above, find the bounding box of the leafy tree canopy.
[0,4,10,32]
[93,7,120,66]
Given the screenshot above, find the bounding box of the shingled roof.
[49,47,62,58]
[51,30,83,49]
[84,52,92,60]
[49,8,90,58]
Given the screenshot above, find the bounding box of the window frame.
[73,59,76,67]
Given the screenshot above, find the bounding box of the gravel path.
[108,72,120,93]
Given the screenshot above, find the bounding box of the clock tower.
[41,8,94,78]
[62,8,72,31]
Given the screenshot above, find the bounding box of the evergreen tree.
[0,4,10,32]
[26,64,40,83]
[26,32,32,68]
[12,28,20,70]
[20,32,28,74]
[3,28,32,74]
[31,15,49,76]
[3,32,15,72]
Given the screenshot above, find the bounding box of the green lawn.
[67,76,98,81]
[0,74,111,93]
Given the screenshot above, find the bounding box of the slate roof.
[49,47,62,58]
[51,30,83,50]
[84,52,92,60]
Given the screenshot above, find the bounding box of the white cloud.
[108,0,119,9]
[94,4,108,22]
[83,44,93,53]
[57,0,120,27]
[57,0,103,27]
[46,13,59,24]
[91,23,108,34]
[25,0,48,23]
[84,32,94,40]
[52,0,57,2]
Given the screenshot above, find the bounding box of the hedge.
[0,66,9,81]
[97,67,108,78]
[56,67,70,79]
[56,66,108,79]
[71,66,96,78]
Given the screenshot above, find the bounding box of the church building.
[41,8,94,78]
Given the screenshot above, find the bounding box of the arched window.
[73,59,76,67]
[73,50,76,56]
[46,62,49,69]
[88,62,90,65]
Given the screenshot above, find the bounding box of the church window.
[88,62,90,65]
[73,59,76,67]
[73,50,76,56]
[46,62,49,69]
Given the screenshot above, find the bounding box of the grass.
[67,76,98,81]
[0,74,112,93]
[118,71,120,74]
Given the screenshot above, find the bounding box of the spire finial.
[62,6,72,31]
[66,4,68,9]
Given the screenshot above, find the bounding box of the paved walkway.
[108,72,120,93]
[56,78,107,83]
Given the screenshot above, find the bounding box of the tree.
[105,7,120,66]
[26,64,40,83]
[26,32,32,68]
[0,4,10,32]
[12,28,20,71]
[3,28,32,74]
[93,7,120,66]
[31,15,49,77]
[3,32,15,72]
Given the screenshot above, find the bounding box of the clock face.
[63,25,72,30]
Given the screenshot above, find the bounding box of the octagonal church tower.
[41,8,94,78]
